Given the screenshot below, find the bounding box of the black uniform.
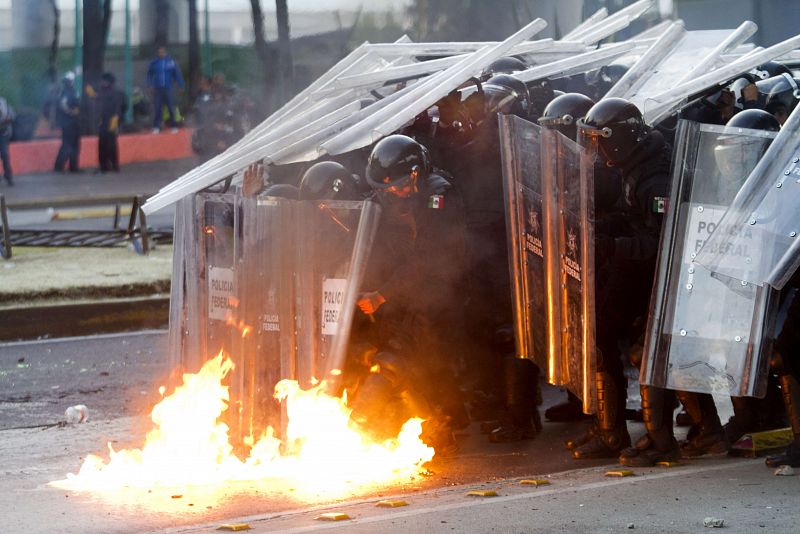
[98,79,128,172]
[351,171,468,448]
[765,270,800,467]
[54,82,81,173]
[573,102,674,461]
[431,79,534,420]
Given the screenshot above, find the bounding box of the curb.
[51,206,133,221]
[0,295,169,342]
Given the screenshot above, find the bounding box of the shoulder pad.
[424,172,452,196]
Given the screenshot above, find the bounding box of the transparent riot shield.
[542,130,597,413]
[232,196,297,442]
[545,129,597,413]
[295,200,381,388]
[641,120,778,397]
[698,104,800,290]
[605,26,743,120]
[172,192,240,374]
[499,114,555,380]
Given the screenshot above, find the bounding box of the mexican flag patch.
[652,196,668,214]
[428,194,444,209]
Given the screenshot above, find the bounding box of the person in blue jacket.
[146,46,184,133]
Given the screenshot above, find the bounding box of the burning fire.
[51,352,434,499]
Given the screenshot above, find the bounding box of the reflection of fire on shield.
[500,114,551,376]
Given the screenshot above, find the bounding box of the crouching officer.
[348,134,468,453]
[576,98,676,465]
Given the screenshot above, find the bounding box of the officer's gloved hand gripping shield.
[641,119,778,397]
[500,113,597,413]
[698,103,800,291]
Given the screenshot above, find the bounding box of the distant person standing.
[97,72,128,173]
[0,94,14,186]
[54,71,81,173]
[147,46,184,134]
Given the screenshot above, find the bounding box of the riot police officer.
[538,93,594,424]
[576,97,676,465]
[444,75,544,442]
[298,161,362,201]
[709,110,788,451]
[756,73,800,125]
[349,134,467,452]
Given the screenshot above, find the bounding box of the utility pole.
[203,0,211,75]
[74,0,82,89]
[124,0,133,123]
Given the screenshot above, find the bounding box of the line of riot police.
[242,53,800,468]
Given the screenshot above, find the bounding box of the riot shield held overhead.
[697,104,800,290]
[543,128,597,413]
[499,114,554,381]
[641,120,778,397]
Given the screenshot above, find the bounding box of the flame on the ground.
[51,352,434,499]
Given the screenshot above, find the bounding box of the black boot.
[765,375,800,468]
[572,372,630,459]
[546,391,591,422]
[620,385,680,467]
[678,391,729,457]
[724,395,759,444]
[489,358,540,442]
[565,420,597,450]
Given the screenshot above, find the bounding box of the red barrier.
[8,129,194,175]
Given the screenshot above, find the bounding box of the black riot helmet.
[482,56,527,80]
[585,63,629,100]
[726,109,781,132]
[483,74,531,119]
[754,61,792,80]
[526,79,556,122]
[578,97,647,164]
[299,161,360,201]
[756,73,800,124]
[366,134,430,196]
[715,109,780,196]
[261,183,300,200]
[539,92,596,141]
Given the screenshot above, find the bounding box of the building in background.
[671,0,796,46]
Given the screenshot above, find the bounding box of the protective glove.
[357,291,386,315]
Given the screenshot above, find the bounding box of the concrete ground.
[1,332,797,534]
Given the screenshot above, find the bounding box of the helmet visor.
[538,114,576,128]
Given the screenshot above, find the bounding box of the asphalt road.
[0,333,795,534]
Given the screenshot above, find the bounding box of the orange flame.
[51,352,434,500]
